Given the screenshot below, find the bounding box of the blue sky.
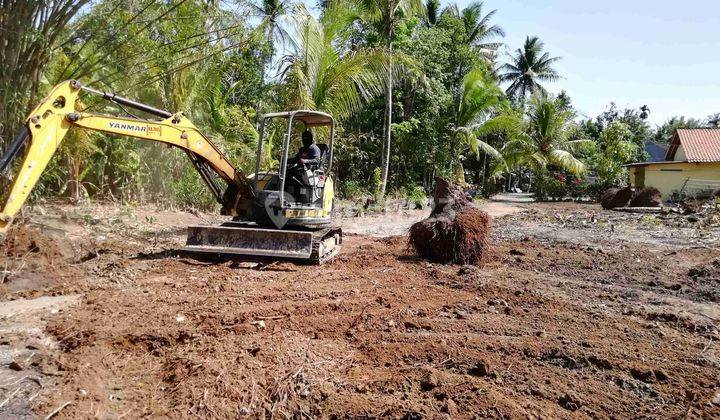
[304,0,720,126]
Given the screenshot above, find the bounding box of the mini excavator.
[0,80,342,264]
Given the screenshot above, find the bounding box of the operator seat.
[286,143,329,204]
[316,143,328,162]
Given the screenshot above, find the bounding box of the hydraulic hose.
[0,126,30,175]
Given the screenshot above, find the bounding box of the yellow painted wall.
[628,162,720,199]
[675,145,687,161]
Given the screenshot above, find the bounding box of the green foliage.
[280,3,417,121]
[404,185,427,209]
[372,167,384,202]
[442,1,505,60]
[169,165,219,212]
[585,121,636,188]
[531,170,587,202]
[577,103,651,162]
[4,0,716,212]
[653,116,705,143]
[454,67,514,159]
[499,36,560,99]
[340,180,366,199]
[503,93,588,176]
[531,171,565,201]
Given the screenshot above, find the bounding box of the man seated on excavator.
[289,129,321,168]
[285,129,322,192]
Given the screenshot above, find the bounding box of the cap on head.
[302,129,314,147]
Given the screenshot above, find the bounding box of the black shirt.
[294,143,321,164]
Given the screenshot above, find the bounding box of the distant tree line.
[0,0,717,208]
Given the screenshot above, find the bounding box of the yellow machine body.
[0,81,341,263]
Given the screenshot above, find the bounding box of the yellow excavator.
[0,80,342,264]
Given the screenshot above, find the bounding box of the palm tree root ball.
[629,187,662,207]
[601,186,635,209]
[409,178,492,265]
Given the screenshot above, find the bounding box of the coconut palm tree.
[451,67,519,181]
[443,2,505,59]
[503,93,588,175]
[246,0,296,63]
[425,0,440,26]
[278,5,396,121]
[499,36,560,100]
[707,113,720,128]
[355,0,425,197]
[245,0,297,120]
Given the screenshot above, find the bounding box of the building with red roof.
[627,129,720,200]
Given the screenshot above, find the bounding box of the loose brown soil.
[1,201,719,418]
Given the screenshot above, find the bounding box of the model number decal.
[108,122,162,136]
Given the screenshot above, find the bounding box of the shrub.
[372,167,383,203]
[341,180,364,199]
[170,165,218,212]
[532,171,583,201]
[405,186,427,209]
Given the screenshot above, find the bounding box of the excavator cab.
[249,110,336,229]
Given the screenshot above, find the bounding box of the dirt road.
[0,201,718,418]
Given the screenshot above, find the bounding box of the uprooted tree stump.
[600,188,620,210]
[600,186,635,210]
[630,187,662,207]
[409,178,491,265]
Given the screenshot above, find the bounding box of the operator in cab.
[290,129,321,167]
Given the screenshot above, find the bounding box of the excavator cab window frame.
[255,110,336,207]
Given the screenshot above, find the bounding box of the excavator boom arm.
[0,80,253,231]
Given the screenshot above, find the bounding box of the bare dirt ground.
[0,200,719,418]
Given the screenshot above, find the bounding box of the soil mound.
[630,187,662,207]
[689,259,720,281]
[409,178,491,265]
[2,225,64,259]
[601,186,635,209]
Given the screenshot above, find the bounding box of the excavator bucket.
[183,224,342,264]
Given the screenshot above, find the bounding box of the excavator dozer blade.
[184,225,314,260]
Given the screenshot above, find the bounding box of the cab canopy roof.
[262,110,334,127]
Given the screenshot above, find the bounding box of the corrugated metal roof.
[644,141,668,162]
[666,129,720,162]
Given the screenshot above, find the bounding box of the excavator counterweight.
[0,80,341,264]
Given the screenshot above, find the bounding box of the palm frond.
[499,35,560,99]
[458,66,504,126]
[453,126,503,161]
[549,149,585,175]
[281,5,411,120]
[474,113,522,138]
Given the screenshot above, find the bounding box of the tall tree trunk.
[481,153,487,193]
[73,159,81,202]
[255,27,274,130]
[379,43,393,198]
